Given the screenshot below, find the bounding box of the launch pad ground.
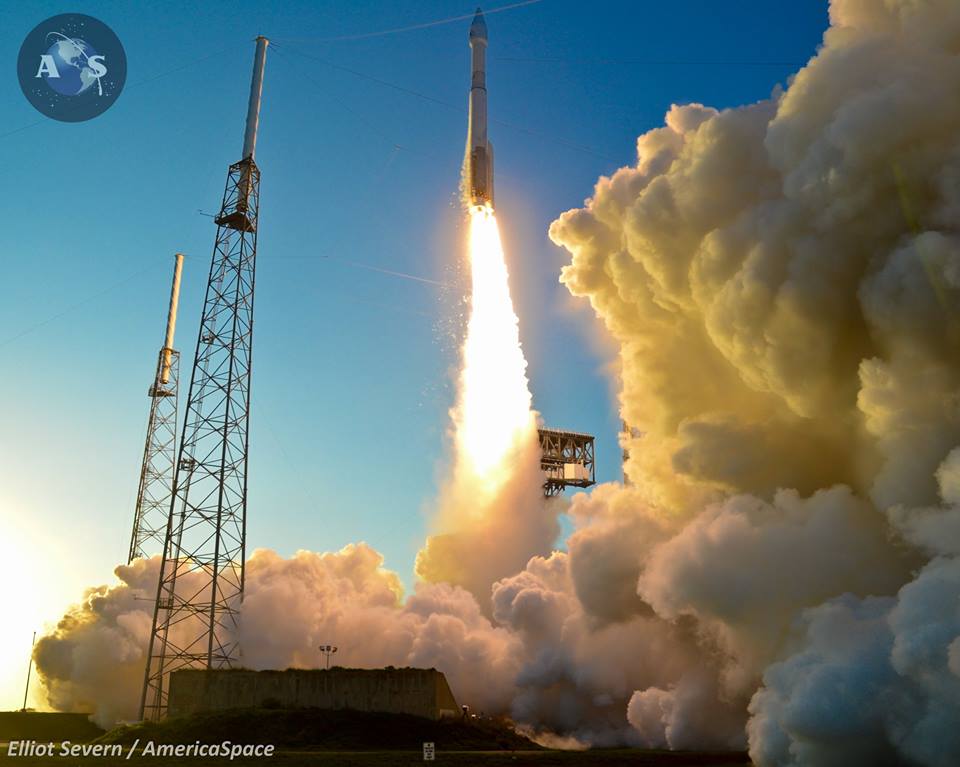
[0,748,751,766]
[0,709,750,767]
[0,750,751,767]
[0,710,750,766]
[0,712,103,743]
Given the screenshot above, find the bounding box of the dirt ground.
[0,745,752,767]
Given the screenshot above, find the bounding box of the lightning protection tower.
[128,253,184,564]
[140,36,269,722]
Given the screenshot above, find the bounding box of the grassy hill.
[98,708,540,752]
[0,711,104,742]
[0,710,752,766]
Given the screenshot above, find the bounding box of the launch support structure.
[140,36,269,722]
[538,428,596,497]
[128,253,184,564]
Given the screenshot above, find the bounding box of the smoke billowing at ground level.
[31,0,960,763]
[548,0,960,761]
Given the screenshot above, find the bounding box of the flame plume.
[453,204,536,499]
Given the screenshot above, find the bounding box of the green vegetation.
[0,711,103,742]
[0,748,751,766]
[0,711,751,765]
[97,708,539,751]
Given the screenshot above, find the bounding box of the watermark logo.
[17,13,126,122]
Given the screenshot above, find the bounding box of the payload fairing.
[466,8,494,208]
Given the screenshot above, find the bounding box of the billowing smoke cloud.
[35,547,523,728]
[33,558,156,728]
[35,541,689,742]
[415,430,557,608]
[546,0,960,762]
[32,0,960,761]
[744,460,960,766]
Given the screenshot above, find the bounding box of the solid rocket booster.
[467,8,494,208]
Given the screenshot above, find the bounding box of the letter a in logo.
[35,54,60,78]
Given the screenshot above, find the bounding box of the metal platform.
[538,428,596,497]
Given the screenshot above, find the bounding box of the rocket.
[466,8,494,208]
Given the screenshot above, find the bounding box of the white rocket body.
[467,9,494,208]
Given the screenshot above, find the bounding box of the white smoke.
[747,555,960,767]
[415,429,556,609]
[34,547,524,728]
[33,558,157,727]
[545,0,960,762]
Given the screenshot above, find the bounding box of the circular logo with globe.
[17,14,126,122]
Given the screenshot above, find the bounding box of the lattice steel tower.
[140,36,269,722]
[128,254,184,564]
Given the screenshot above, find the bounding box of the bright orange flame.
[453,205,536,498]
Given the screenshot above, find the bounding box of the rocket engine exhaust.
[466,8,494,208]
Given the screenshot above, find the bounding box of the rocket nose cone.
[469,8,488,41]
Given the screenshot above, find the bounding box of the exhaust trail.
[456,204,535,494]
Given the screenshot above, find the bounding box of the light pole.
[22,631,35,711]
[319,644,338,669]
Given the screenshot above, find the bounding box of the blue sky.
[0,0,828,709]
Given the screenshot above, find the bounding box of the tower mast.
[140,36,269,722]
[128,253,184,563]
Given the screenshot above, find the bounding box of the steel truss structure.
[128,347,181,563]
[538,428,596,497]
[140,157,261,721]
